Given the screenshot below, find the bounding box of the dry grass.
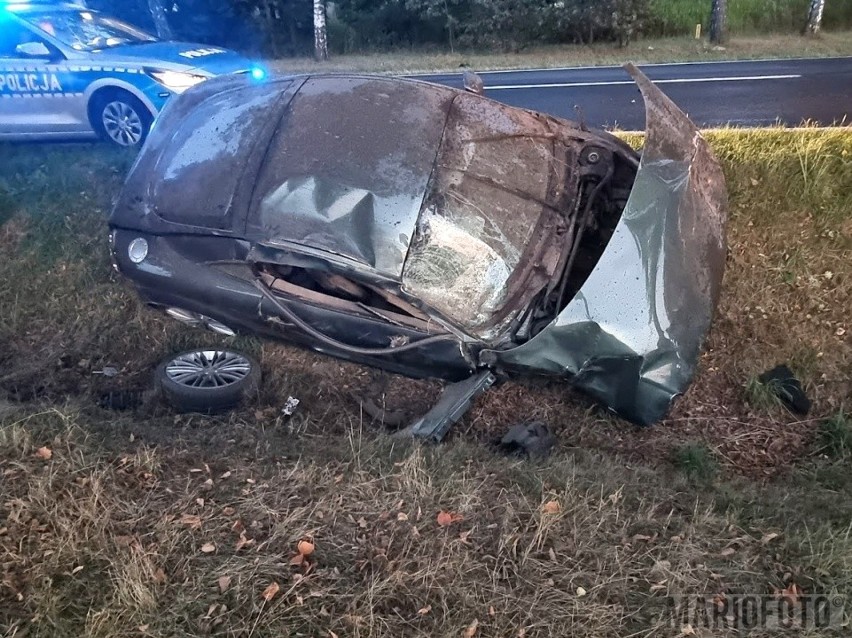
[3,407,849,637]
[1,127,851,635]
[271,31,852,75]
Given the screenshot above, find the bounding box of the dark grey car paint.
[490,64,727,425]
[110,66,727,426]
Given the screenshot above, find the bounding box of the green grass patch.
[672,442,718,481]
[817,408,852,459]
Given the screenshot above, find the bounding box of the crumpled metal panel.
[493,64,728,425]
[249,77,455,277]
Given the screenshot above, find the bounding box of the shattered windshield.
[403,93,565,339]
[23,11,157,51]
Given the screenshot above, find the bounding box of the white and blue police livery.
[0,2,265,146]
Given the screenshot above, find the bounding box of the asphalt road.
[412,57,852,130]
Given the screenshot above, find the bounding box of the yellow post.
[695,23,702,39]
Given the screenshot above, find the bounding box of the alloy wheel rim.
[165,351,252,389]
[102,101,144,146]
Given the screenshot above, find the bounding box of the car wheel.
[92,90,152,147]
[156,349,261,413]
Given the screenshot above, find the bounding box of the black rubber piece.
[156,350,261,414]
[758,364,811,415]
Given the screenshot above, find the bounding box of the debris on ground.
[758,364,811,415]
[98,389,144,411]
[282,396,300,416]
[93,366,120,377]
[497,421,556,459]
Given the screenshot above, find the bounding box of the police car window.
[21,11,157,51]
[0,22,42,57]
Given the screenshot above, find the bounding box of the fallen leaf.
[397,512,409,521]
[196,498,205,508]
[290,553,305,566]
[220,471,232,479]
[437,511,463,527]
[138,625,149,633]
[463,618,479,638]
[180,514,202,530]
[459,529,472,544]
[235,532,255,552]
[262,581,280,602]
[357,517,368,529]
[329,632,339,638]
[222,506,236,516]
[576,586,587,597]
[719,547,736,557]
[218,575,232,593]
[297,540,315,556]
[488,606,496,616]
[632,534,652,542]
[417,604,432,616]
[541,500,560,515]
[781,582,801,605]
[200,542,216,554]
[152,568,167,584]
[761,532,780,544]
[71,565,84,575]
[34,446,52,460]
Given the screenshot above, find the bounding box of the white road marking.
[485,74,800,90]
[407,55,851,77]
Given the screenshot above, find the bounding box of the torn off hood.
[493,63,728,425]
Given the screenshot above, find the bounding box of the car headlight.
[147,69,207,93]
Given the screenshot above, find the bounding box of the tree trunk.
[146,0,173,40]
[709,0,727,44]
[313,0,329,61]
[804,0,826,35]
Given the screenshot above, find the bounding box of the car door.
[0,17,85,137]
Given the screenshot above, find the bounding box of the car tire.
[156,349,261,413]
[90,90,152,147]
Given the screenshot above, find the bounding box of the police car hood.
[94,41,252,75]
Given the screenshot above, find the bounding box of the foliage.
[82,0,852,55]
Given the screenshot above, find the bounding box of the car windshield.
[22,10,157,51]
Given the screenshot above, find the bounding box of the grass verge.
[272,31,852,75]
[0,127,850,635]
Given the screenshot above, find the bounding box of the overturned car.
[109,64,727,435]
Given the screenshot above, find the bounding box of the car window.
[403,92,566,339]
[0,19,44,57]
[21,10,157,51]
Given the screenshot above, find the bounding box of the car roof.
[4,2,86,14]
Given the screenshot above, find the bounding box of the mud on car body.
[0,1,262,146]
[109,66,727,431]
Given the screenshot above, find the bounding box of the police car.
[0,2,264,146]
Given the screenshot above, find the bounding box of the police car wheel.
[91,91,152,147]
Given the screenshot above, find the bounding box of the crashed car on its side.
[109,65,727,435]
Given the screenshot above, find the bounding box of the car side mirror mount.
[16,42,53,59]
[462,70,485,95]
